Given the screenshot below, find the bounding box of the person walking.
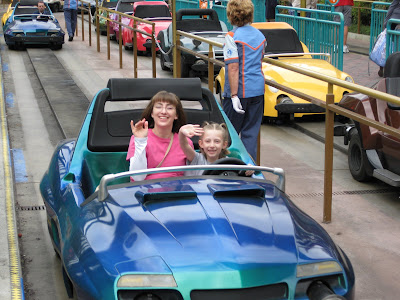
[378,0,400,76]
[64,0,78,41]
[265,0,278,22]
[334,0,354,53]
[222,0,266,162]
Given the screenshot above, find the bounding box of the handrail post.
[208,44,213,92]
[119,14,122,69]
[323,83,335,223]
[133,20,137,78]
[152,23,156,78]
[81,5,84,41]
[176,33,181,78]
[172,0,177,77]
[96,0,100,52]
[88,3,92,46]
[107,11,110,60]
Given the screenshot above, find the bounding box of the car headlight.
[344,76,353,83]
[297,261,342,278]
[117,274,177,288]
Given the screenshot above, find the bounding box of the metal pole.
[107,11,110,60]
[323,83,335,223]
[257,130,260,166]
[176,34,181,78]
[119,14,122,69]
[208,44,213,92]
[81,6,84,40]
[133,20,138,78]
[172,0,177,78]
[152,23,156,78]
[88,3,92,46]
[96,0,100,52]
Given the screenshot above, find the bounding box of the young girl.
[179,121,231,176]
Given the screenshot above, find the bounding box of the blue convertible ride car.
[40,78,355,300]
[4,0,65,50]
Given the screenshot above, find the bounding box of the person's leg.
[223,97,245,136]
[239,95,264,161]
[64,9,73,37]
[70,9,78,37]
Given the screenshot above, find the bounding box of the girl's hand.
[179,124,204,138]
[130,119,148,138]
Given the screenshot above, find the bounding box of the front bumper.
[5,34,64,45]
[275,103,326,114]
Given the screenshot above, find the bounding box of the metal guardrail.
[77,1,159,78]
[93,165,286,203]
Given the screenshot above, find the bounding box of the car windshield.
[259,28,303,54]
[134,5,170,19]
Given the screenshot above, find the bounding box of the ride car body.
[4,0,65,50]
[109,0,139,40]
[334,52,400,187]
[157,8,227,77]
[122,1,171,52]
[215,22,353,120]
[93,0,118,35]
[2,0,19,27]
[40,78,355,300]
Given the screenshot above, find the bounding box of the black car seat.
[384,52,400,108]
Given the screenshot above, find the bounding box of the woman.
[222,0,266,161]
[126,91,193,181]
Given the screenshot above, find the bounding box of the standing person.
[126,91,193,181]
[222,0,266,162]
[64,0,78,41]
[334,0,354,53]
[378,0,400,76]
[265,0,278,22]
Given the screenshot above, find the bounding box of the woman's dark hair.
[141,91,187,133]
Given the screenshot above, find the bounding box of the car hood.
[81,178,340,284]
[138,20,171,36]
[264,57,350,102]
[181,32,225,54]
[7,19,60,31]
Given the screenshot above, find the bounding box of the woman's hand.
[179,124,204,138]
[130,119,148,138]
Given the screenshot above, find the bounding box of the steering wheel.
[203,157,248,176]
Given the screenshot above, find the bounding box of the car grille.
[190,283,288,300]
[26,32,47,36]
[118,289,183,300]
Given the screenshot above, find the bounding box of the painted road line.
[0,57,24,299]
[11,149,28,183]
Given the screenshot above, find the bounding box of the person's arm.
[129,137,147,181]
[384,0,399,28]
[179,124,203,162]
[227,62,239,97]
[127,118,149,181]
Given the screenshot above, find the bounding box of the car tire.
[348,129,373,182]
[51,44,62,50]
[7,44,15,50]
[160,53,169,71]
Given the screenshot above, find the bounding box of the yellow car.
[215,22,353,120]
[2,0,19,27]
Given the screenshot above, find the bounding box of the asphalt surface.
[0,8,399,300]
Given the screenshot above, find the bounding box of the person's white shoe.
[343,45,349,53]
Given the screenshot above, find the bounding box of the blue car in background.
[40,78,355,299]
[4,0,65,50]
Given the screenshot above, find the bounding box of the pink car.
[108,0,139,40]
[122,1,171,53]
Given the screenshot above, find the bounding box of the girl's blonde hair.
[200,121,230,158]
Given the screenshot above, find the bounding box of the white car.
[43,0,63,12]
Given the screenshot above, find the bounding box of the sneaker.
[343,45,349,53]
[68,36,73,42]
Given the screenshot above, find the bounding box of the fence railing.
[276,6,344,70]
[387,19,400,58]
[370,1,390,52]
